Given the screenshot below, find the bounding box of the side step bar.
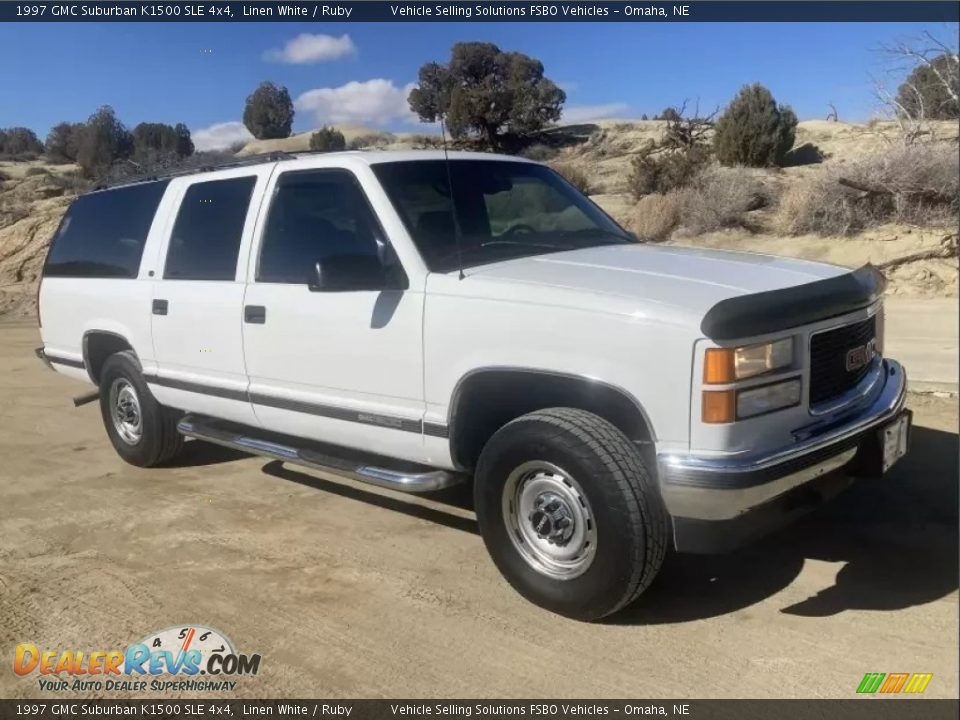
[177,414,464,494]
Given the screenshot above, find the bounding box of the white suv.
[36,150,910,620]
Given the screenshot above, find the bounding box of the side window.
[164,176,256,281]
[257,170,386,284]
[44,180,170,279]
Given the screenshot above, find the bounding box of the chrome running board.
[177,414,464,494]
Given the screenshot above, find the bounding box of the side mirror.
[309,255,387,292]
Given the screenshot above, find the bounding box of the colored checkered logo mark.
[857,672,933,694]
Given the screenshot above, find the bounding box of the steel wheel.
[501,461,597,580]
[109,377,142,445]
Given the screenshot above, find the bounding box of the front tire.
[98,350,184,467]
[474,408,667,621]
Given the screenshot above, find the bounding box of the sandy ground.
[885,298,960,393]
[0,323,956,699]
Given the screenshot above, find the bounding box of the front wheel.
[98,350,184,467]
[474,408,667,621]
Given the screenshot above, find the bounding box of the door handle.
[244,305,266,324]
[152,299,168,316]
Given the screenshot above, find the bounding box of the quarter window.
[164,176,256,281]
[44,180,170,279]
[257,170,386,285]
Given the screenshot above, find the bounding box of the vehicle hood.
[457,243,849,328]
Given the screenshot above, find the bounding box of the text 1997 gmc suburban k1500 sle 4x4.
[36,150,911,620]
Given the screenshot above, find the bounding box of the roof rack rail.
[96,151,295,190]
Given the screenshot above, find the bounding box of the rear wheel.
[474,407,667,621]
[98,351,183,467]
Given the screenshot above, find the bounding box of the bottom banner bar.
[0,700,957,720]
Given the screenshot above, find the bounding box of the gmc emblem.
[845,338,877,372]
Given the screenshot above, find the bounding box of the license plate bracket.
[880,409,912,473]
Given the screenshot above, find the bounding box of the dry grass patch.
[550,161,592,194]
[630,166,768,240]
[630,191,686,241]
[778,142,959,235]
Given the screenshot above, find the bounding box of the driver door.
[241,167,427,464]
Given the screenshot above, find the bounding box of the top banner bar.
[3,1,959,23]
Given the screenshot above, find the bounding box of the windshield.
[372,160,634,273]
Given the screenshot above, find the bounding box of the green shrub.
[131,122,194,164]
[76,106,133,178]
[0,127,44,155]
[45,122,86,164]
[896,53,959,120]
[309,126,346,152]
[627,145,710,198]
[408,42,565,150]
[713,83,797,167]
[243,81,294,140]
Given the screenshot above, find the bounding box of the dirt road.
[0,323,956,699]
[885,298,959,393]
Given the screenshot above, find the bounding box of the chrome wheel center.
[110,378,142,445]
[502,461,597,580]
[529,492,576,545]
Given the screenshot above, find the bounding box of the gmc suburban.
[36,150,911,620]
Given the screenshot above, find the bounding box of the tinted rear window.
[164,176,256,281]
[43,180,170,279]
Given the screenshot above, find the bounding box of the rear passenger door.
[146,167,272,426]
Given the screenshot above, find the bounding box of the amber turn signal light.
[704,348,736,384]
[702,390,736,424]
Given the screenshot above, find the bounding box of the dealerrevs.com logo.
[14,625,262,693]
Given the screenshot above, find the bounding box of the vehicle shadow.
[613,424,959,625]
[247,425,956,625]
[165,438,251,467]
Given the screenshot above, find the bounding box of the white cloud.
[295,79,420,127]
[561,103,631,123]
[263,34,356,64]
[191,121,253,151]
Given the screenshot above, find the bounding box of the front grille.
[809,316,877,406]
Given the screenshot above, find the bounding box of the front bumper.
[659,359,908,553]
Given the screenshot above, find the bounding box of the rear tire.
[98,350,183,467]
[474,407,667,621]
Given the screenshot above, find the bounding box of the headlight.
[703,378,802,423]
[704,338,794,383]
[736,379,802,419]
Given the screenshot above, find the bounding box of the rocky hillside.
[0,119,956,320]
[0,163,76,319]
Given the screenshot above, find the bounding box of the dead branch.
[876,234,959,270]
[838,176,953,205]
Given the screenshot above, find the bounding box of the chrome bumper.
[659,359,907,526]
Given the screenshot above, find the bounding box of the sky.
[0,21,948,150]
